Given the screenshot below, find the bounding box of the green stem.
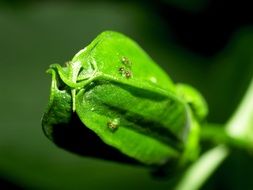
[176,76,253,190]
[201,124,253,151]
[226,77,253,144]
[175,145,229,190]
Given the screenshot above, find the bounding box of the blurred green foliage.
[0,0,252,189]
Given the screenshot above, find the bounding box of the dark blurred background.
[0,0,252,189]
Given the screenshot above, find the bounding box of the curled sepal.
[42,68,72,140]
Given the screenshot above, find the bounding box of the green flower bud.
[42,31,208,168]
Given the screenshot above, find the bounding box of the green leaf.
[42,31,208,167]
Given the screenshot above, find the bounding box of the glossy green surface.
[42,31,207,166]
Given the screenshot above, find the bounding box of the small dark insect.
[118,67,125,73]
[125,71,132,78]
[107,120,119,132]
[121,56,132,67]
[118,67,132,79]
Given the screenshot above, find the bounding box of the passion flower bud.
[42,31,207,167]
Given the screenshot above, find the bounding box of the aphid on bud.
[119,67,125,73]
[125,71,132,78]
[121,56,132,67]
[107,119,120,132]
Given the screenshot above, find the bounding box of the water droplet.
[149,76,157,84]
